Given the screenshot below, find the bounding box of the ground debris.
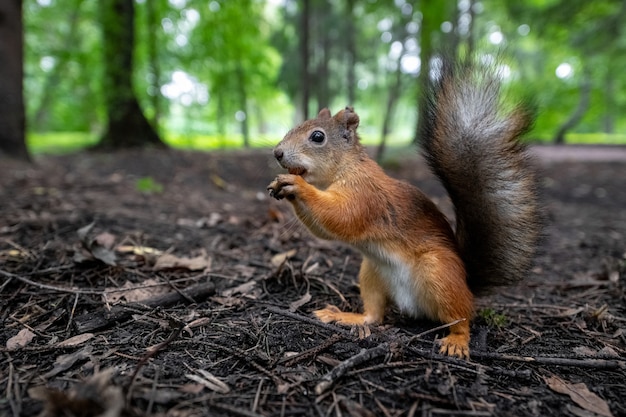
[1,148,625,417]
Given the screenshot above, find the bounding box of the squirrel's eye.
[309,130,325,144]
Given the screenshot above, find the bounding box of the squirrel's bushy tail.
[418,57,540,295]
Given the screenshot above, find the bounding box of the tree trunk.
[465,0,476,56]
[554,68,591,144]
[376,65,403,163]
[413,1,455,144]
[316,14,330,111]
[146,0,162,131]
[0,0,29,161]
[216,90,226,139]
[603,67,615,134]
[413,2,438,144]
[298,0,310,121]
[236,66,250,147]
[345,0,356,106]
[256,105,267,135]
[215,88,227,145]
[97,0,164,149]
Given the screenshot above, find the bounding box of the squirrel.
[267,58,540,359]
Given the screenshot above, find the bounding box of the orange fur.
[268,108,475,358]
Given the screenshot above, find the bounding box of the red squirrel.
[267,58,540,359]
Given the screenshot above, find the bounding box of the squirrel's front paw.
[267,174,298,200]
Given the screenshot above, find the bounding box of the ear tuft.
[335,106,359,132]
[317,108,331,119]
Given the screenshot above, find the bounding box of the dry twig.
[470,351,625,369]
[266,305,352,336]
[315,343,390,395]
[73,281,215,332]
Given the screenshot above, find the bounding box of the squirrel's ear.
[335,106,360,132]
[317,108,331,119]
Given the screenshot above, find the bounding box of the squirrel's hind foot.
[438,333,470,359]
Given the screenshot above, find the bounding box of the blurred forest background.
[1,0,625,160]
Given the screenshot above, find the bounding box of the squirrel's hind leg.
[416,250,473,359]
[314,258,388,326]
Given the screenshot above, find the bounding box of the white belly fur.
[359,243,431,318]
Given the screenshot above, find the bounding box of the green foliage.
[22,0,626,152]
[135,177,164,194]
[478,308,508,328]
[27,132,98,154]
[167,133,275,149]
[24,0,103,133]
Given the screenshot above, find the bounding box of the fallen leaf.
[43,345,94,378]
[227,215,240,225]
[271,249,297,267]
[222,281,257,298]
[185,369,230,393]
[95,232,116,249]
[233,264,255,279]
[57,333,95,348]
[90,244,117,266]
[77,222,95,241]
[289,292,312,312]
[206,212,222,227]
[154,253,211,271]
[179,383,205,394]
[7,328,36,350]
[75,223,117,266]
[106,278,170,303]
[573,346,597,357]
[210,174,227,190]
[0,249,30,260]
[116,245,163,256]
[176,218,197,227]
[545,376,614,417]
[556,307,585,317]
[572,346,618,358]
[597,346,619,358]
[568,404,606,417]
[211,296,245,308]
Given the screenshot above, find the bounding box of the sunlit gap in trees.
[40,56,55,72]
[556,63,574,80]
[156,0,213,112]
[377,8,421,76]
[160,71,208,107]
[160,1,200,48]
[442,0,481,38]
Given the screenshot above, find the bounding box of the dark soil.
[1,145,625,417]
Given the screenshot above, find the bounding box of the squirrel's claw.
[267,179,284,200]
[267,183,280,199]
[267,174,297,200]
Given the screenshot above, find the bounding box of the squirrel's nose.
[274,148,284,161]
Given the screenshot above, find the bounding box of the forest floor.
[1,145,625,417]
